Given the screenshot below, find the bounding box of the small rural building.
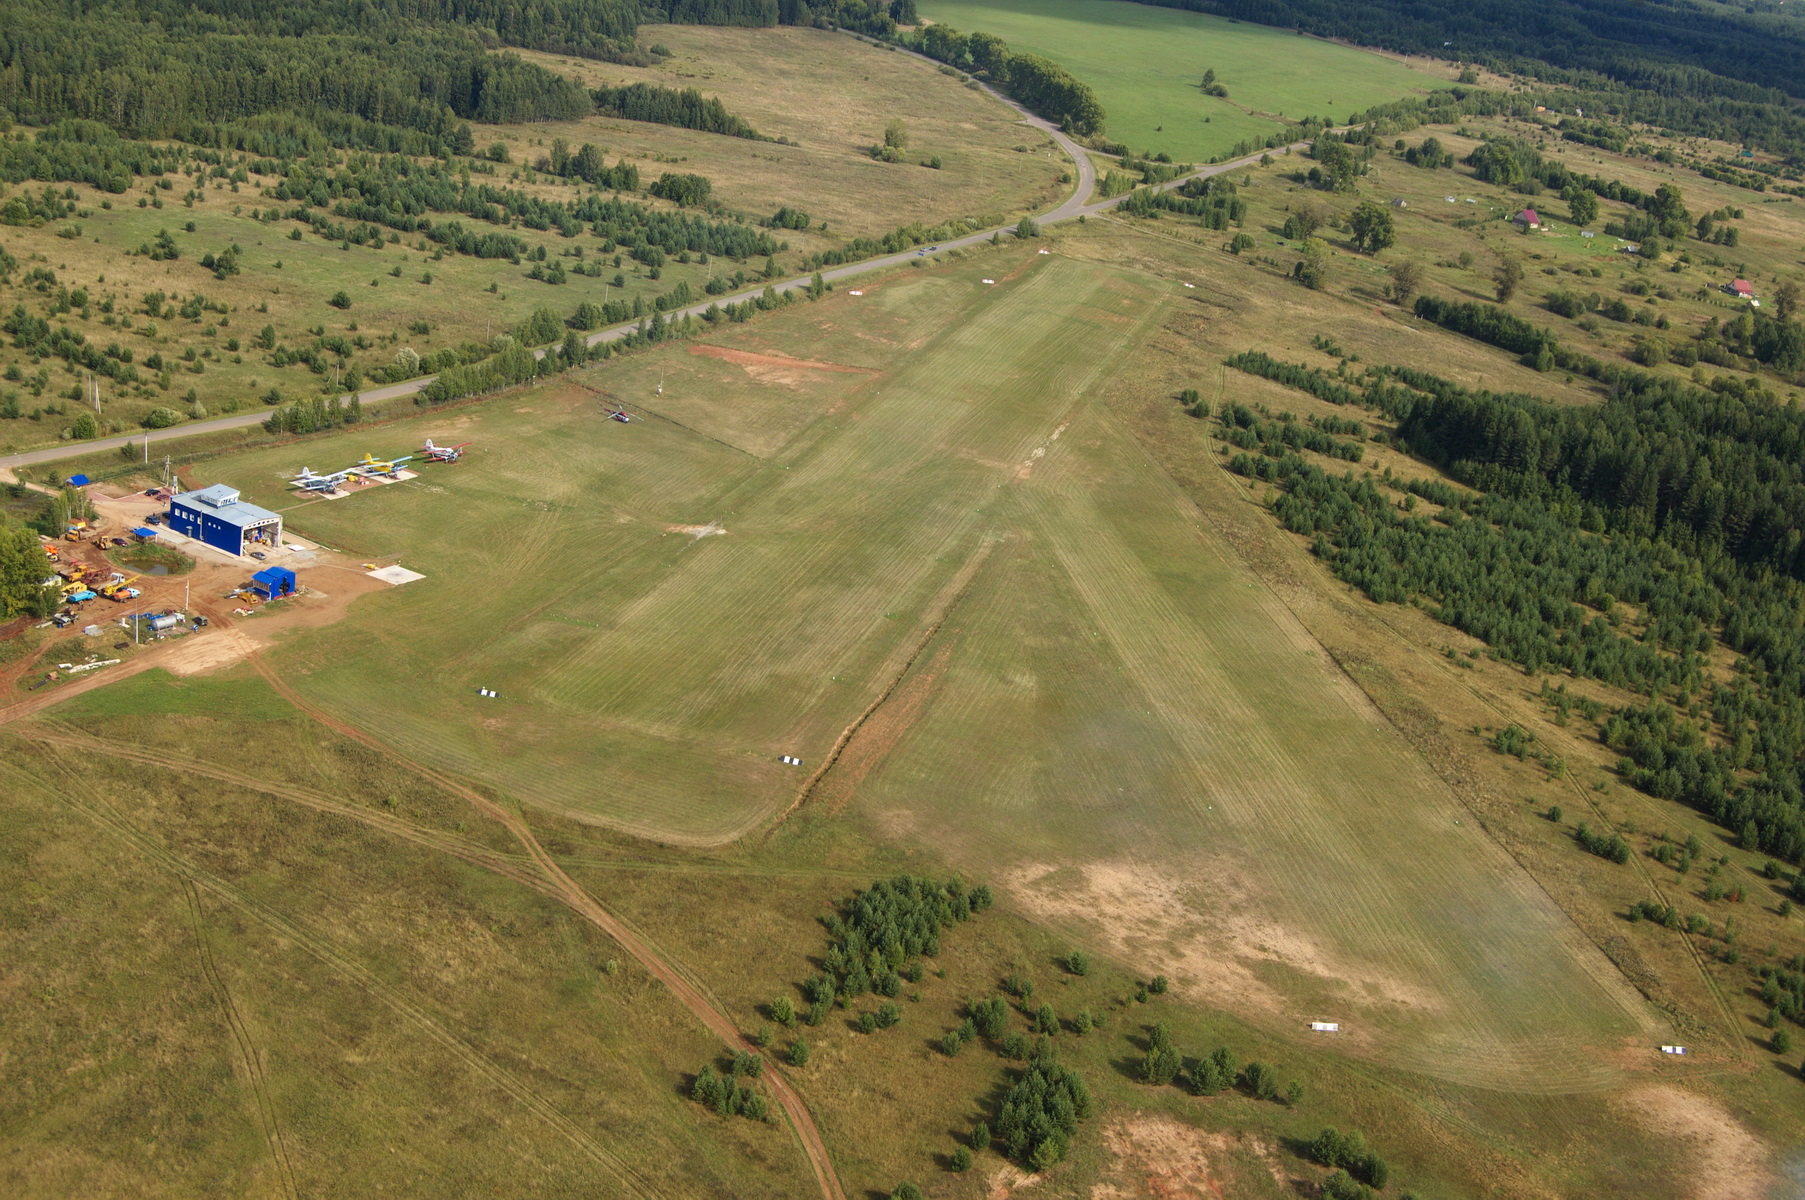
[1730,278,1755,299]
[1391,197,1409,208]
[168,484,282,556]
[1514,208,1541,230]
[250,566,297,599]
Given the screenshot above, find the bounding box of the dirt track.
[238,653,850,1200]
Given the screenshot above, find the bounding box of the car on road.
[916,250,925,256]
[928,245,939,251]
[250,550,267,560]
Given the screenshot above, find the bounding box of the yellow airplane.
[350,453,415,477]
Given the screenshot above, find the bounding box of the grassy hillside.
[918,0,1447,161]
[511,25,1069,236]
[0,713,816,1199]
[0,26,1062,456]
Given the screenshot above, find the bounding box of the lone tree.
[1775,279,1800,321]
[1293,238,1330,290]
[885,119,909,151]
[1281,203,1323,240]
[1015,214,1040,238]
[1312,138,1359,193]
[1388,259,1424,305]
[1493,256,1525,302]
[1567,187,1599,226]
[1348,201,1396,254]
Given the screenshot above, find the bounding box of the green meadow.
[920,0,1447,162]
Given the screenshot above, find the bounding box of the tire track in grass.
[181,877,301,1200]
[16,727,555,897]
[240,654,850,1200]
[12,753,659,1199]
[764,538,997,836]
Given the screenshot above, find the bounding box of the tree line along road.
[0,44,1310,478]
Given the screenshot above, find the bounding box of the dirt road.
[240,654,849,1200]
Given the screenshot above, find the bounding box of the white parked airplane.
[421,439,472,462]
[291,467,353,492]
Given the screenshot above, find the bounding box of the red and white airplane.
[421,439,472,462]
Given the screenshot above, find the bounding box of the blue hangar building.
[168,484,282,556]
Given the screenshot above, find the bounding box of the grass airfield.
[186,246,1663,1097]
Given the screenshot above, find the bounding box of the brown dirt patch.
[1092,1116,1289,1200]
[664,521,726,540]
[162,626,259,676]
[688,343,876,375]
[812,642,953,816]
[1616,1084,1774,1200]
[1003,857,1440,1041]
[987,1163,1042,1199]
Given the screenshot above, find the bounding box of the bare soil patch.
[1092,1115,1289,1200]
[1002,857,1440,1058]
[1616,1085,1774,1200]
[688,343,877,377]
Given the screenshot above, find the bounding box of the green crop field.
[919,0,1449,162]
[182,242,1661,1099]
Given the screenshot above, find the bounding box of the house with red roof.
[1729,278,1755,299]
[1514,208,1541,229]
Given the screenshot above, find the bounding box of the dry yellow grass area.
[504,25,1068,238]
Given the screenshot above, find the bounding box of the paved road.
[0,47,1310,474]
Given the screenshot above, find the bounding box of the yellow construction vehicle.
[98,574,142,602]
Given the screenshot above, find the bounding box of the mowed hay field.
[0,714,814,1200]
[836,386,1662,1092]
[220,252,1161,843]
[920,0,1449,163]
[198,239,1666,1097]
[510,24,1068,237]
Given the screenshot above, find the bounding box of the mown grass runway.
[227,254,1154,842]
[844,385,1660,1091]
[204,245,1662,1092]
